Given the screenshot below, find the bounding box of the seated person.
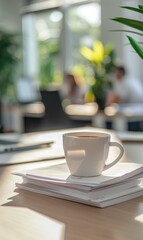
[106,65,143,105]
[61,73,85,104]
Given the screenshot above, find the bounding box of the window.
[22,1,101,88]
[36,9,63,88]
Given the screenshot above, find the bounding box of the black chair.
[40,89,89,131]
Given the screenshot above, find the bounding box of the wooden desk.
[0,128,143,240]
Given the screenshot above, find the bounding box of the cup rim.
[63,131,110,139]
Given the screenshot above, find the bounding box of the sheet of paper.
[17,162,143,187]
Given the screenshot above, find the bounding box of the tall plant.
[80,41,116,109]
[0,30,19,97]
[111,5,143,60]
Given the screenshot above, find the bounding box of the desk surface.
[1,128,143,240]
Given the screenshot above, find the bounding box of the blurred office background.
[0,0,143,133]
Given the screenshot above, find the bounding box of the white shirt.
[113,75,143,103]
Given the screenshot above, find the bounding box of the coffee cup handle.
[104,142,124,171]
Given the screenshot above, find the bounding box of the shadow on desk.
[3,188,143,240]
[2,191,66,239]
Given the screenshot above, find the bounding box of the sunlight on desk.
[135,214,143,224]
[0,207,65,240]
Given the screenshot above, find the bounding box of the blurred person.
[106,65,143,105]
[61,73,85,104]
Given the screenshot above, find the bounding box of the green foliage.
[80,41,116,107]
[111,5,143,60]
[38,41,61,89]
[0,30,20,97]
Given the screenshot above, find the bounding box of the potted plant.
[111,5,143,60]
[80,40,116,109]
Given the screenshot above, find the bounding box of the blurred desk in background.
[22,101,45,118]
[64,102,98,121]
[2,101,45,133]
[92,103,143,131]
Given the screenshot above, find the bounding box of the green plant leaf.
[127,36,143,59]
[121,6,143,14]
[111,4,143,62]
[138,5,143,9]
[111,18,143,32]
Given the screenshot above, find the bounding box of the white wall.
[101,0,123,61]
[101,0,143,81]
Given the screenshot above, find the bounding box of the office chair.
[40,89,88,130]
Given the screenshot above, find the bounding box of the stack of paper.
[14,161,143,208]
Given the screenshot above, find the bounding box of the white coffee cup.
[63,131,124,177]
